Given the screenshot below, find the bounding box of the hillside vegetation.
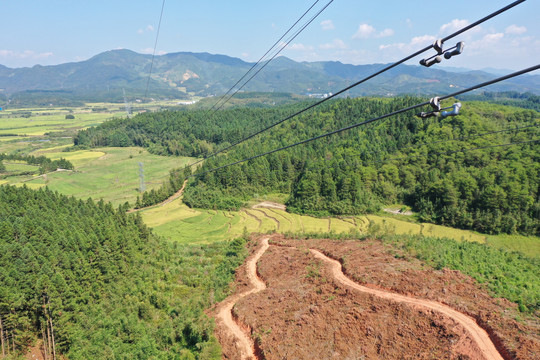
[0,185,246,359]
[75,97,540,236]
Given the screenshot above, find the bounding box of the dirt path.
[127,179,187,213]
[252,201,286,211]
[310,248,504,360]
[161,179,188,206]
[215,238,269,360]
[383,207,413,215]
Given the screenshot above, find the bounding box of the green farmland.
[139,196,540,258]
[4,147,193,205]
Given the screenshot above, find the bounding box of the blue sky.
[1,0,538,71]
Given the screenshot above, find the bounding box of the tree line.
[0,153,73,175]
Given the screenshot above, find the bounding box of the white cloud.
[138,25,155,35]
[460,31,539,69]
[0,50,14,57]
[241,52,249,58]
[140,48,166,55]
[505,25,526,35]
[287,43,314,51]
[319,39,347,50]
[378,28,394,38]
[0,50,53,60]
[484,33,504,42]
[380,34,436,52]
[352,24,376,39]
[467,32,504,52]
[439,19,470,36]
[406,19,413,29]
[410,35,437,46]
[352,23,394,39]
[320,20,334,31]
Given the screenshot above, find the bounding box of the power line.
[209,0,334,115]
[144,0,166,99]
[189,64,540,178]
[207,0,323,114]
[187,0,526,168]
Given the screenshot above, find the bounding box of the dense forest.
[74,96,540,235]
[0,185,246,359]
[460,91,540,112]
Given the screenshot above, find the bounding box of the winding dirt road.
[127,179,188,213]
[215,238,269,360]
[215,237,504,360]
[310,248,504,360]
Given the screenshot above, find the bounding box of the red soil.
[213,235,539,360]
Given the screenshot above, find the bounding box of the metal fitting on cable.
[416,97,441,118]
[441,102,462,118]
[416,98,462,119]
[420,39,465,67]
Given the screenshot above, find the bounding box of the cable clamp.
[416,98,462,118]
[416,97,440,118]
[420,40,465,67]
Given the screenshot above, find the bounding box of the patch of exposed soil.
[213,235,539,359]
[252,201,286,211]
[24,341,46,360]
[272,235,540,360]
[383,208,413,215]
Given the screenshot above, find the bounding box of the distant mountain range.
[0,49,539,104]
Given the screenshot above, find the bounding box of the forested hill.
[74,97,540,235]
[0,185,246,358]
[1,49,539,103]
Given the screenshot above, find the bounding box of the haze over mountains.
[0,49,538,103]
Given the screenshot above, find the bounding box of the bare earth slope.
[310,248,502,360]
[213,235,539,359]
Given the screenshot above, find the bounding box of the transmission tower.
[138,162,145,192]
[123,88,132,118]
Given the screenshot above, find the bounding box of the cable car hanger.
[420,39,465,67]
